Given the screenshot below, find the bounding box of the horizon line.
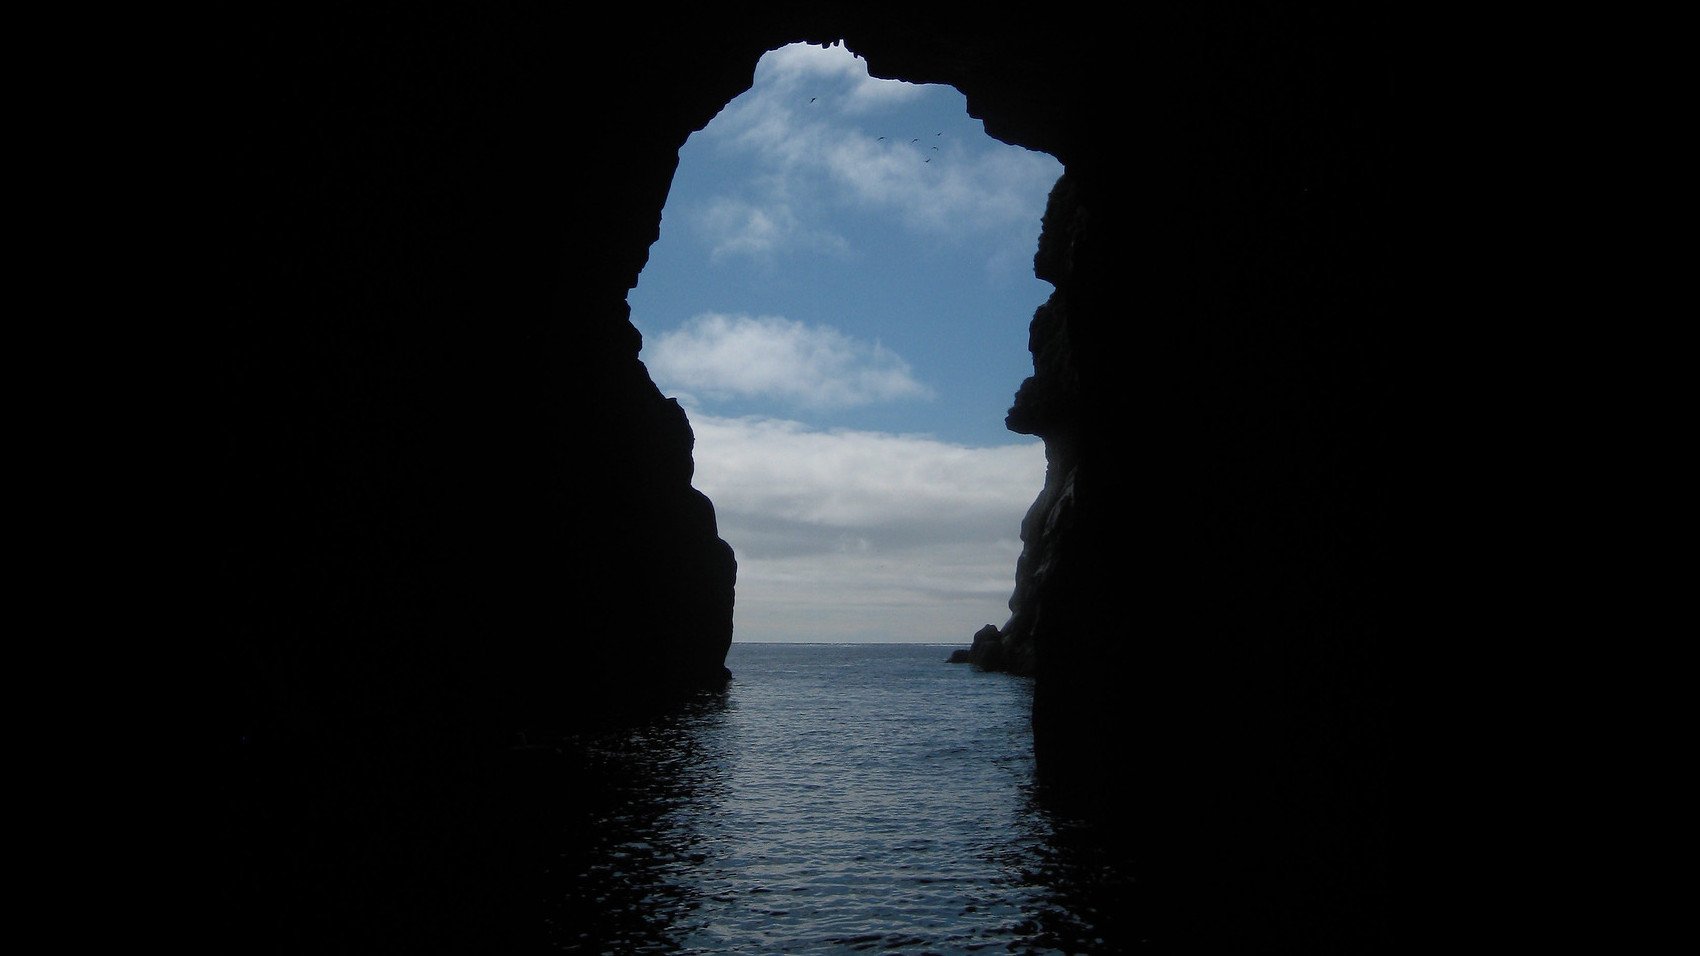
[731,640,969,646]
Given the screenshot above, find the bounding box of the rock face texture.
[209,6,1388,951]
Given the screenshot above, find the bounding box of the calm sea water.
[537,643,1140,954]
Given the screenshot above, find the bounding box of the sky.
[627,42,1064,644]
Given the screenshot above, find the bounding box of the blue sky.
[628,42,1063,644]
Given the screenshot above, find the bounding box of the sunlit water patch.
[537,643,1139,954]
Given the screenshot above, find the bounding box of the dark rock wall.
[210,5,1389,951]
[999,17,1389,946]
[997,171,1086,678]
[213,10,781,747]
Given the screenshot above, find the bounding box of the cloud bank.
[687,414,1047,643]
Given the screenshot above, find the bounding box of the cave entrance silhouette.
[216,12,1387,950]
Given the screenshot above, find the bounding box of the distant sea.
[539,642,1139,954]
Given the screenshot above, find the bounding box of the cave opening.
[217,11,1388,948]
[628,41,1063,647]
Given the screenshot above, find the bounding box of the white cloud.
[696,198,787,258]
[686,413,1047,643]
[812,137,1062,265]
[759,41,924,113]
[693,197,851,262]
[692,42,1061,265]
[691,415,1040,528]
[645,313,932,410]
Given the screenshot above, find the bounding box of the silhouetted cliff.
[208,6,1389,952]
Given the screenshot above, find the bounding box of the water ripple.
[538,644,1140,953]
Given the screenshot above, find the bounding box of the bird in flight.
[809,97,817,103]
[877,136,885,140]
[911,138,919,143]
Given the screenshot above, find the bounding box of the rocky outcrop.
[209,6,1389,951]
[946,624,1014,669]
[969,623,1003,668]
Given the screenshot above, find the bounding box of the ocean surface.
[537,642,1140,954]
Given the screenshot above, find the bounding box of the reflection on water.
[539,691,736,952]
[530,644,1141,954]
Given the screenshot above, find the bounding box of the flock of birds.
[811,96,944,161]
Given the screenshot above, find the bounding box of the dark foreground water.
[538,643,1140,954]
